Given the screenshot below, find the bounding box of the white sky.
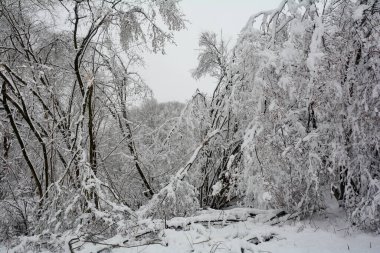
[140,0,281,103]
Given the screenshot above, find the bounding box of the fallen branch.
[68,237,166,253]
[166,208,285,229]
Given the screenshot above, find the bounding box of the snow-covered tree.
[192,0,379,230]
[0,0,185,248]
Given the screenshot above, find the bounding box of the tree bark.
[1,81,43,200]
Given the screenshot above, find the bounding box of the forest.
[0,0,379,252]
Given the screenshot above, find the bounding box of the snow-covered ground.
[1,217,379,253]
[72,197,379,253]
[111,221,378,253]
[1,197,379,253]
[72,217,379,253]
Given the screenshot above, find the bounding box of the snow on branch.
[138,130,220,219]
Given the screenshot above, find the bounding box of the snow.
[306,16,324,75]
[353,5,369,21]
[262,192,272,202]
[23,203,378,253]
[211,181,223,196]
[1,197,379,253]
[268,100,279,111]
[91,216,379,253]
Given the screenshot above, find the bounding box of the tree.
[0,0,185,248]
[191,0,380,229]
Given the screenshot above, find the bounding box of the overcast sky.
[140,0,281,103]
